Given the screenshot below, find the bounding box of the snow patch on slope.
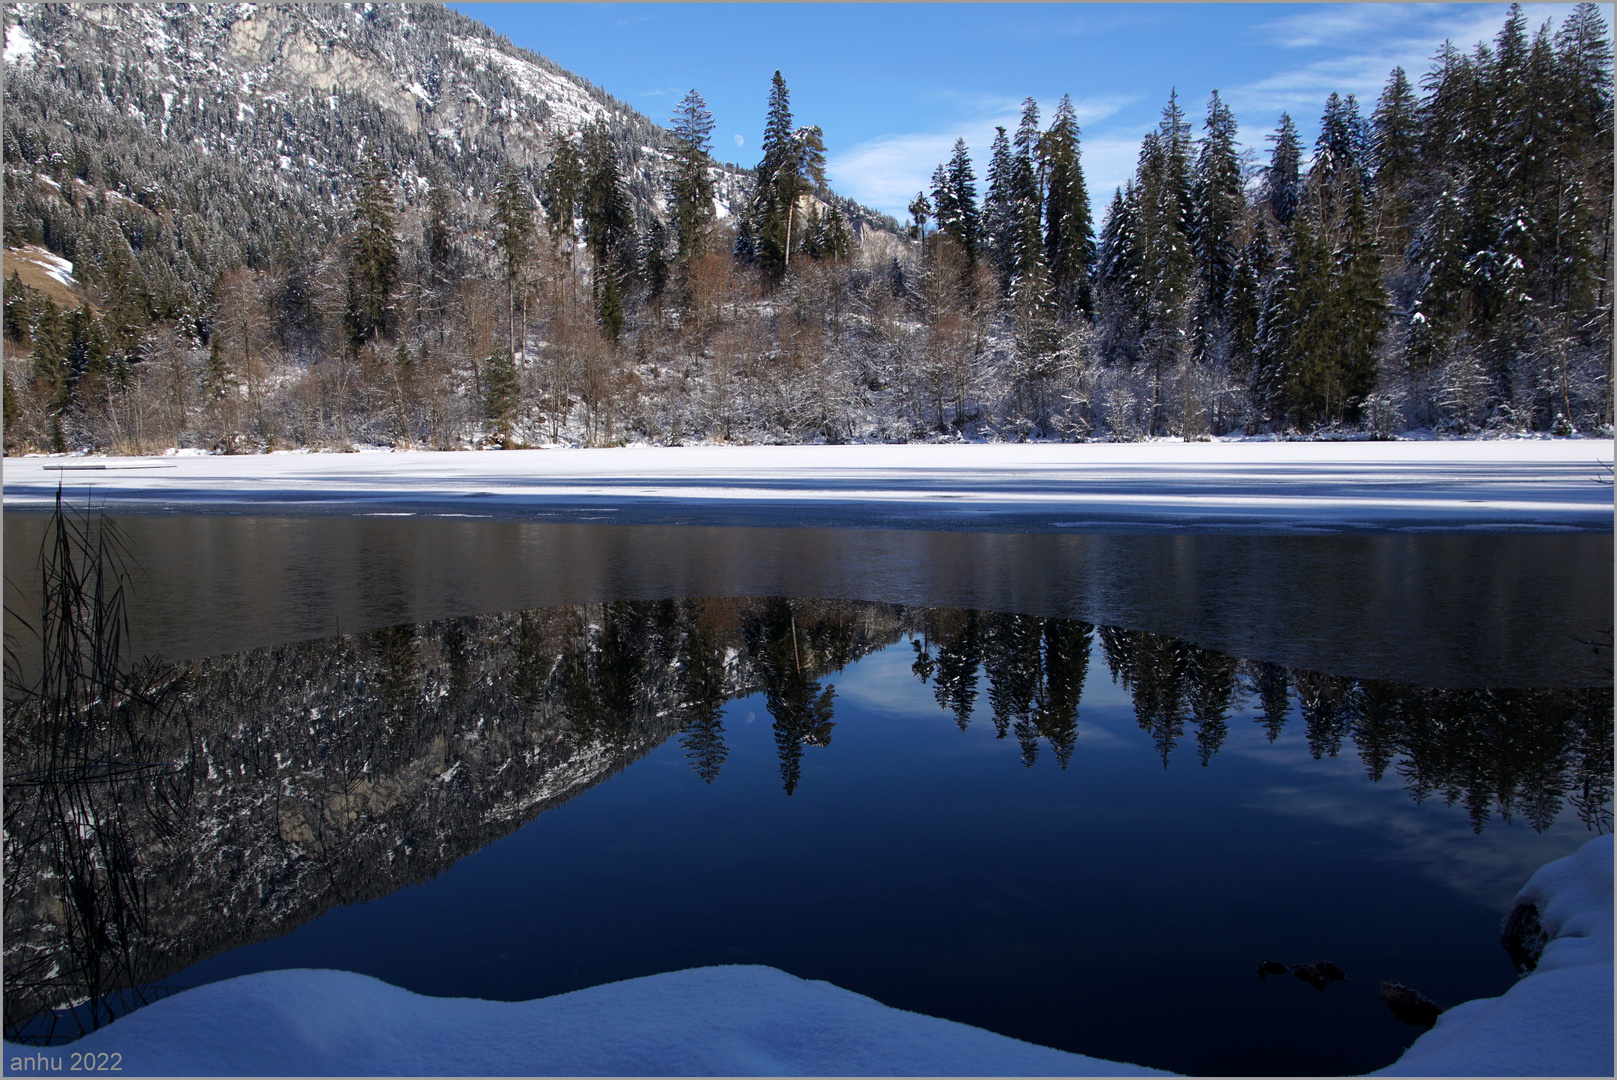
[4,18,37,66]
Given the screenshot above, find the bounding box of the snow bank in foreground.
[9,965,1168,1077]
[1372,833,1612,1077]
[6,836,1607,1076]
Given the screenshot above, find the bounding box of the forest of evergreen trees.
[2,3,1611,453]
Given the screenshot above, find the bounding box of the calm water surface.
[3,514,1611,1076]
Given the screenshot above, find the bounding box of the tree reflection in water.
[4,594,1610,1043]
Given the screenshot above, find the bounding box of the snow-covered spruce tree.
[493,166,535,363]
[667,89,717,279]
[1042,95,1094,321]
[983,126,1019,296]
[941,139,982,269]
[348,146,399,349]
[1371,66,1420,262]
[1136,93,1196,435]
[1226,217,1269,394]
[744,72,825,284]
[1010,199,1060,436]
[541,134,583,245]
[1263,113,1303,232]
[1189,91,1244,366]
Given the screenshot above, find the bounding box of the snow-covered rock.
[1371,833,1613,1077]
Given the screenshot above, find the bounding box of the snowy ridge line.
[7,836,1609,1076]
[4,443,1611,531]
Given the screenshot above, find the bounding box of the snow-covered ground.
[4,441,1612,531]
[1371,833,1613,1077]
[6,835,1608,1076]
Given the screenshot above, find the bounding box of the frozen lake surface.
[4,440,1612,531]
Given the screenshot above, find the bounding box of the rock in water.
[1380,980,1441,1027]
[1256,960,1289,980]
[1290,960,1348,990]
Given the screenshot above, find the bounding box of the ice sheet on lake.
[4,442,1611,531]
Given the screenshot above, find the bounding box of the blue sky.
[450,3,1595,220]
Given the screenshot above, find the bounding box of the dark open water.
[3,513,1611,1075]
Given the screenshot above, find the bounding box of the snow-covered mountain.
[5,2,749,215]
[1,2,893,315]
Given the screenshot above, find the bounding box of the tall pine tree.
[348,145,398,346]
[668,89,717,274]
[1042,95,1093,320]
[1190,90,1244,361]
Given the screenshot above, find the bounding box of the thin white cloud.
[828,94,1137,218]
[1233,4,1584,124]
[1245,781,1594,910]
[1075,133,1147,210]
[829,131,972,212]
[1255,3,1435,49]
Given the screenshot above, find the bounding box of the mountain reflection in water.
[4,596,1611,1052]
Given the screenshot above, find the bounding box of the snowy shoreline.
[4,835,1609,1076]
[4,441,1612,532]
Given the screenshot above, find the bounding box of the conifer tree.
[1332,177,1387,419]
[203,334,232,401]
[819,204,851,261]
[1550,3,1613,322]
[745,73,827,280]
[1011,196,1059,428]
[1190,90,1244,359]
[29,297,69,408]
[908,190,931,244]
[942,139,980,265]
[750,71,801,279]
[580,120,632,274]
[1371,67,1419,258]
[1264,113,1302,229]
[668,88,717,273]
[2,366,17,442]
[598,270,624,341]
[492,166,534,361]
[643,218,670,299]
[1042,95,1093,319]
[484,348,519,442]
[1252,226,1300,422]
[1011,98,1042,213]
[4,271,32,342]
[541,134,583,241]
[929,162,957,239]
[1227,218,1270,383]
[1095,184,1144,363]
[1137,94,1195,429]
[984,125,1018,292]
[425,171,454,271]
[1309,93,1371,239]
[349,146,398,345]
